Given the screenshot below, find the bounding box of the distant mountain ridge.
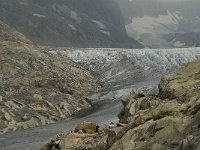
[0,0,143,48]
[115,0,200,48]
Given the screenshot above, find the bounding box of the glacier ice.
[50,47,200,100]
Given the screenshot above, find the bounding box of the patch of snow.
[174,41,185,47]
[126,11,183,39]
[33,13,46,18]
[100,30,110,36]
[70,11,81,23]
[93,20,106,29]
[68,24,77,31]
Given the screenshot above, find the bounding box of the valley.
[1,47,200,150]
[0,1,200,149]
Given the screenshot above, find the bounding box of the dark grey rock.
[0,0,143,48]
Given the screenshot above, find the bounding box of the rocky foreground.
[0,21,100,134]
[42,59,200,150]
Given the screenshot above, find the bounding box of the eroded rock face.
[0,21,100,134]
[159,59,200,102]
[110,59,200,150]
[44,59,200,150]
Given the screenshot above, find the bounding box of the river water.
[0,100,122,150]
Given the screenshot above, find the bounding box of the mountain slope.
[115,0,200,48]
[0,21,100,133]
[165,31,200,48]
[0,0,143,48]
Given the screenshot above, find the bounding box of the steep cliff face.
[0,21,100,133]
[43,59,200,150]
[0,0,143,48]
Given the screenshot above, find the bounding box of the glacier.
[50,47,200,100]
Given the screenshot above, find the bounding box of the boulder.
[74,122,99,133]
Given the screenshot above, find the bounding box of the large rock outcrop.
[0,0,143,48]
[0,21,100,133]
[110,59,200,149]
[44,59,200,149]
